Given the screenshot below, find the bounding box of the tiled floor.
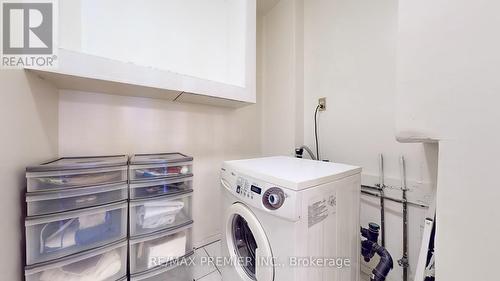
[193,240,368,281]
[194,240,222,281]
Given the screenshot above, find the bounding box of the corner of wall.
[0,70,59,280]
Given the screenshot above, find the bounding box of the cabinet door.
[60,0,256,103]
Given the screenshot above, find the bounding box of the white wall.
[259,1,439,280]
[0,71,59,281]
[260,0,304,156]
[58,90,262,246]
[302,1,436,280]
[397,1,500,280]
[60,0,250,87]
[302,1,437,280]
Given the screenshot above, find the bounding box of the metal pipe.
[398,156,409,281]
[362,185,384,192]
[361,189,428,209]
[378,154,386,247]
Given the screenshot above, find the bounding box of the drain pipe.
[398,156,410,281]
[361,223,394,281]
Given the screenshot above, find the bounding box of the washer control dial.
[268,194,280,205]
[263,187,285,210]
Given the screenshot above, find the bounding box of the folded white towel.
[138,201,184,229]
[39,250,122,281]
[147,232,187,268]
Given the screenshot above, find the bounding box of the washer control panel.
[221,167,300,221]
[236,177,257,200]
[236,177,286,210]
[236,178,286,210]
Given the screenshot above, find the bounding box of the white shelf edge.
[25,48,255,108]
[396,131,439,144]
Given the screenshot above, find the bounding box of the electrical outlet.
[318,97,326,111]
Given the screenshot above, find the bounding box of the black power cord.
[314,104,321,160]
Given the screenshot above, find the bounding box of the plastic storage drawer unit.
[129,191,193,237]
[130,252,194,281]
[129,175,193,199]
[129,153,193,181]
[129,223,193,275]
[25,239,127,281]
[26,182,128,216]
[25,201,128,265]
[26,155,129,192]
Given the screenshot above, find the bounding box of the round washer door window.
[225,203,274,281]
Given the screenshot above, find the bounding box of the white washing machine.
[220,156,361,281]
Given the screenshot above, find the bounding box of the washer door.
[226,203,274,281]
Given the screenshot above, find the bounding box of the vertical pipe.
[378,154,386,247]
[399,156,409,281]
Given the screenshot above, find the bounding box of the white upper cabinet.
[30,0,256,107]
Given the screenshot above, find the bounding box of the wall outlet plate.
[318,97,326,111]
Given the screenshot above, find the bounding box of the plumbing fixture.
[361,223,394,281]
[376,154,386,247]
[295,145,317,160]
[361,188,428,209]
[398,156,410,281]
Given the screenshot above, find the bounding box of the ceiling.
[257,0,281,16]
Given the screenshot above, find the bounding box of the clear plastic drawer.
[26,182,128,216]
[129,176,193,199]
[25,201,128,265]
[27,156,129,192]
[129,191,193,237]
[130,252,194,281]
[129,153,193,181]
[129,223,193,275]
[25,239,127,281]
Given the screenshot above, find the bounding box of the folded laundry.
[42,211,121,253]
[137,201,184,229]
[135,166,189,178]
[75,211,121,246]
[146,231,187,269]
[39,250,122,281]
